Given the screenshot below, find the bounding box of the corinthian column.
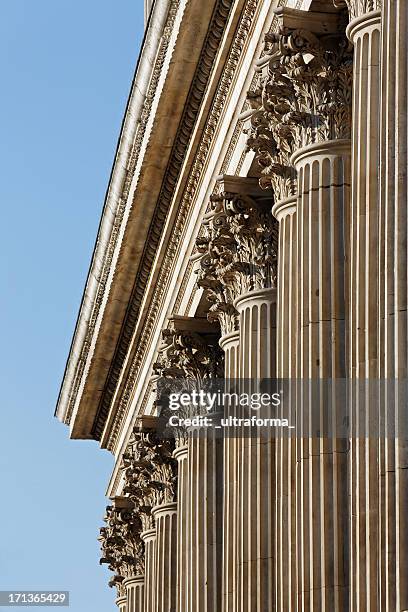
[122,426,162,612]
[235,287,276,612]
[218,330,240,612]
[337,2,382,609]
[198,176,278,611]
[152,503,177,612]
[294,138,351,612]
[140,529,156,612]
[273,196,297,612]
[124,577,144,612]
[293,140,351,611]
[154,334,190,612]
[266,8,353,610]
[147,438,178,612]
[99,498,145,612]
[137,427,178,612]
[379,1,408,609]
[196,184,241,612]
[247,51,299,610]
[116,595,127,612]
[154,317,224,612]
[173,443,188,612]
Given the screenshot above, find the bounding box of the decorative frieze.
[99,499,145,597]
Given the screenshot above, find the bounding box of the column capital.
[154,318,223,381]
[247,6,353,198]
[196,176,278,327]
[246,76,297,204]
[122,430,178,528]
[153,318,224,444]
[98,497,145,597]
[261,8,352,153]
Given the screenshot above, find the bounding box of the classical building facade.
[56,0,408,610]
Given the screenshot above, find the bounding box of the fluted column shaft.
[220,331,240,612]
[124,576,144,612]
[116,595,127,612]
[293,140,351,611]
[346,9,382,611]
[152,503,177,612]
[174,444,189,612]
[187,428,222,612]
[141,529,156,612]
[273,196,297,612]
[379,1,408,609]
[235,288,276,612]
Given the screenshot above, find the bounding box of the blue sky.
[0,1,144,610]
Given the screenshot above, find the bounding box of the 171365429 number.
[0,592,69,606]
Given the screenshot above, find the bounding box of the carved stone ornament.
[247,11,353,190]
[122,429,177,529]
[246,66,297,203]
[333,0,382,20]
[267,27,353,147]
[99,501,145,596]
[154,325,224,383]
[196,191,278,312]
[153,324,224,443]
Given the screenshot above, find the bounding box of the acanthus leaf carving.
[99,501,145,596]
[153,325,224,444]
[122,430,178,527]
[246,65,297,203]
[247,14,353,196]
[266,26,353,148]
[197,191,278,315]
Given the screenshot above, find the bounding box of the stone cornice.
[59,0,293,455]
[103,0,263,453]
[105,0,327,491]
[91,0,235,442]
[56,0,233,439]
[56,0,178,431]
